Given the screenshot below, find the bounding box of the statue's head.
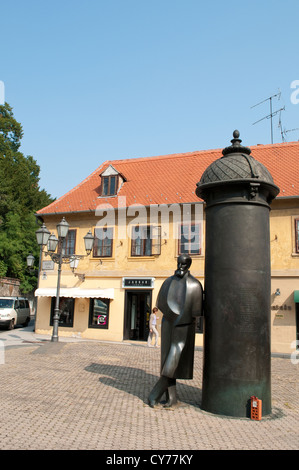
[175,254,192,278]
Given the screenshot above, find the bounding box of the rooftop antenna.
[278,110,285,142]
[282,127,299,142]
[277,108,299,142]
[251,91,285,144]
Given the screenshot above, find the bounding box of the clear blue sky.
[1,0,299,199]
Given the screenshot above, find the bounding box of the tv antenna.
[278,110,285,142]
[277,108,299,142]
[251,91,285,144]
[281,126,299,142]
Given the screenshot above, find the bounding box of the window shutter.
[151,225,161,255]
[131,227,137,256]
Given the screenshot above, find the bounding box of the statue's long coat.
[156,272,203,379]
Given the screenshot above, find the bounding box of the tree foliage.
[0,103,54,293]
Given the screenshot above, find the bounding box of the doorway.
[124,291,152,341]
[296,303,299,346]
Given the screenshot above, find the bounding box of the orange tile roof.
[37,140,299,215]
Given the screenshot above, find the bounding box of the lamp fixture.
[56,217,69,239]
[35,223,50,247]
[26,253,35,269]
[47,233,59,253]
[70,257,85,281]
[84,230,94,255]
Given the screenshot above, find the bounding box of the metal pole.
[270,96,273,144]
[51,249,62,342]
[33,246,43,332]
[37,246,42,289]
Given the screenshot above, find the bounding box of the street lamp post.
[33,217,94,343]
[48,218,69,342]
[52,245,63,342]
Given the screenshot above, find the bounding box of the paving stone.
[0,341,297,450]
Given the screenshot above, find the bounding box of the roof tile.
[37,141,299,215]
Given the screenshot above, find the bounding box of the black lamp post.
[34,217,94,342]
[48,217,69,342]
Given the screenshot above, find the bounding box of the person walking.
[147,307,159,347]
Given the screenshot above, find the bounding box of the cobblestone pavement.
[0,340,298,451]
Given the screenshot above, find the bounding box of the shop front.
[34,286,116,339]
[34,277,161,343]
[122,277,155,341]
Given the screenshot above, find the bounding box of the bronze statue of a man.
[148,254,203,408]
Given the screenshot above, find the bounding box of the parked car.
[0,297,31,330]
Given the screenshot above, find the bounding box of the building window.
[131,225,161,256]
[179,224,201,255]
[89,298,110,329]
[93,227,113,257]
[61,229,76,256]
[102,175,118,196]
[50,297,74,327]
[295,219,299,253]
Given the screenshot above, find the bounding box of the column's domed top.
[198,130,274,185]
[196,130,280,204]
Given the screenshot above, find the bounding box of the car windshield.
[0,299,14,308]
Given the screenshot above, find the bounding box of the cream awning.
[35,287,114,299]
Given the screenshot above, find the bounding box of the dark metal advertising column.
[196,131,280,417]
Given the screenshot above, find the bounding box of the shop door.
[124,291,152,341]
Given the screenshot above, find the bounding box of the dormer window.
[100,165,125,197]
[102,175,118,196]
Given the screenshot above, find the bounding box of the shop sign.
[271,304,292,311]
[122,277,155,289]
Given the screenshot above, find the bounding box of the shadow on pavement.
[85,362,202,408]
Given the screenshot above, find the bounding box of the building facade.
[35,140,299,354]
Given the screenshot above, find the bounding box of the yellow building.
[35,139,299,354]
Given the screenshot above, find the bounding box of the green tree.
[0,102,54,293]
